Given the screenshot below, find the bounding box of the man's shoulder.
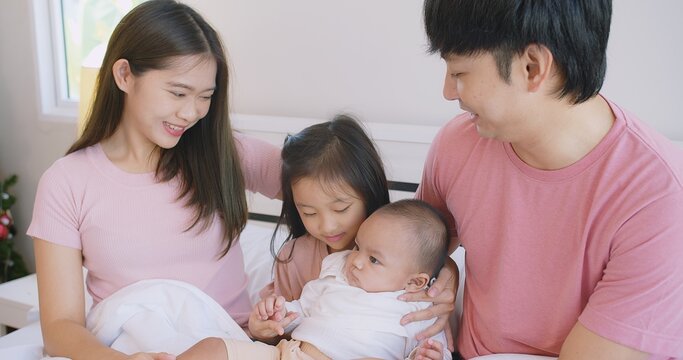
[437,113,478,139]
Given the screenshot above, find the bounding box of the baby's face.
[343,213,420,292]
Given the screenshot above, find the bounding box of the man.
[417,1,683,359]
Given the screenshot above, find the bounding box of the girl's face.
[291,176,367,253]
[118,54,217,150]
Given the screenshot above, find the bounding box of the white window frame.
[31,0,78,122]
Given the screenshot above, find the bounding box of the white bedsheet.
[86,279,250,356]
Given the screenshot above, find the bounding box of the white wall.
[1,0,682,271]
[187,0,683,139]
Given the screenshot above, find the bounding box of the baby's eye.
[369,256,379,264]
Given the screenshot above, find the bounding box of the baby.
[179,199,452,360]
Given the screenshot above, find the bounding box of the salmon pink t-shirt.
[28,132,280,327]
[417,98,683,359]
[260,234,329,301]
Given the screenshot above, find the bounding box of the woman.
[28,1,280,359]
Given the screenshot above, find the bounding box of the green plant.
[0,175,29,282]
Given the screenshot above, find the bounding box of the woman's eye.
[170,91,185,97]
[303,213,316,217]
[335,206,350,213]
[369,256,379,264]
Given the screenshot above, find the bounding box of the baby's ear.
[404,273,431,293]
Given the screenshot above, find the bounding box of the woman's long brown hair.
[68,0,247,256]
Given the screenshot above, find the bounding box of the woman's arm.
[34,238,172,360]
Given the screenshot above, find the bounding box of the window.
[32,0,145,120]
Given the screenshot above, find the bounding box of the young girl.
[28,1,280,359]
[259,114,390,302]
[260,115,458,351]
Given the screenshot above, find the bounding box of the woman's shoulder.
[42,145,99,180]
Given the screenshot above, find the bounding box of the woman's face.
[118,54,217,150]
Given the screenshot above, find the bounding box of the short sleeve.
[579,191,683,357]
[415,126,459,251]
[270,235,326,301]
[234,131,281,199]
[27,161,82,249]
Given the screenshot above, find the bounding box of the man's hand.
[399,257,459,352]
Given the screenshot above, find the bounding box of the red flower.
[0,224,9,240]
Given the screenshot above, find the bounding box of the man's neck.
[510,95,615,170]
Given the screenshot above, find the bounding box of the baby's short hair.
[375,199,449,278]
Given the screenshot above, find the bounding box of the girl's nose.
[319,214,338,234]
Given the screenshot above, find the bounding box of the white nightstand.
[0,274,39,335]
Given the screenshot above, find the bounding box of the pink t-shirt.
[260,234,329,301]
[28,132,280,327]
[417,99,683,359]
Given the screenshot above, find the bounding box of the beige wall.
[1,0,682,271]
[0,1,77,272]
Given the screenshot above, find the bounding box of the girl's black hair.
[271,114,390,262]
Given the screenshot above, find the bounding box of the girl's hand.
[399,257,459,352]
[248,296,299,340]
[248,310,299,340]
[410,339,444,360]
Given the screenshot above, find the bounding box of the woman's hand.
[399,257,459,352]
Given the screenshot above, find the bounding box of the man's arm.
[559,322,647,360]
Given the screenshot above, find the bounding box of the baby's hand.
[410,339,444,360]
[248,295,298,340]
[256,295,287,321]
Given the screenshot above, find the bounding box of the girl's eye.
[334,206,350,213]
[369,256,379,264]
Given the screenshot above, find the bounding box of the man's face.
[442,52,530,142]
